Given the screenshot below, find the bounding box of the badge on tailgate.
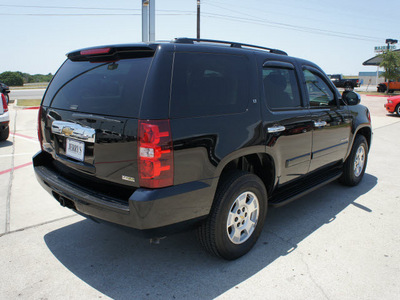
[51,121,96,143]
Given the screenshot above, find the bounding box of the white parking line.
[0,153,37,157]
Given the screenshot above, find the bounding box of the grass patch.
[16,99,41,107]
[10,82,48,90]
[358,91,400,96]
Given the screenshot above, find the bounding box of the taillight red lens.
[1,94,8,112]
[80,48,111,56]
[138,119,173,188]
[38,106,43,150]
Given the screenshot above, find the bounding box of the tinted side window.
[171,52,250,118]
[263,67,301,109]
[46,58,152,118]
[303,69,335,107]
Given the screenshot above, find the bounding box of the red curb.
[23,106,40,110]
[0,162,33,176]
[10,132,38,141]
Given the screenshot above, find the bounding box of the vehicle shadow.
[386,113,399,118]
[44,174,377,299]
[0,140,13,148]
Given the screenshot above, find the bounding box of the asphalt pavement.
[0,93,399,299]
[8,88,46,101]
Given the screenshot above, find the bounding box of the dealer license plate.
[66,138,85,162]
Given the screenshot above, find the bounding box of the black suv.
[33,38,372,260]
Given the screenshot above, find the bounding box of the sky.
[1,0,399,76]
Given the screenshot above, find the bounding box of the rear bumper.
[33,151,215,236]
[0,111,9,123]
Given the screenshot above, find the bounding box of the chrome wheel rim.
[226,191,259,244]
[354,145,365,177]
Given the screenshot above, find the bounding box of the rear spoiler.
[67,45,157,62]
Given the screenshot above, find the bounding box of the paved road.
[0,95,399,299]
[8,89,46,101]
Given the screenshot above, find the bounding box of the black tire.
[388,90,394,94]
[377,85,386,93]
[197,171,268,260]
[340,135,368,186]
[344,83,353,90]
[0,126,9,141]
[396,104,400,116]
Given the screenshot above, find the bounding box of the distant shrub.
[0,71,53,85]
[0,71,24,86]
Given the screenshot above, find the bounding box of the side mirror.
[342,91,360,106]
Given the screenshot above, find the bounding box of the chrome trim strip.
[51,121,96,143]
[268,125,286,133]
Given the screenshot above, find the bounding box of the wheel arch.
[355,126,372,152]
[214,147,276,198]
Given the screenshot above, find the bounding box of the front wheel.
[198,171,268,260]
[396,104,400,116]
[340,135,368,186]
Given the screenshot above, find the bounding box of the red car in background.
[384,95,400,116]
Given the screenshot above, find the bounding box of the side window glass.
[303,69,335,107]
[263,67,301,109]
[171,53,250,118]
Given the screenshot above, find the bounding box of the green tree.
[0,71,24,86]
[379,51,400,92]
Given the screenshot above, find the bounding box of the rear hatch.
[40,45,155,192]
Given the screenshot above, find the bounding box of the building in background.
[358,71,385,86]
[362,49,400,86]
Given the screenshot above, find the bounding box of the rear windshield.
[43,57,152,118]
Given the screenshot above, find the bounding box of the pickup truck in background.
[328,74,360,89]
[377,81,400,93]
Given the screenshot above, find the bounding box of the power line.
[6,13,195,16]
[200,12,382,42]
[1,2,384,42]
[0,4,139,10]
[203,1,386,42]
[0,4,194,14]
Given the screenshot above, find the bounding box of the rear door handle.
[268,125,286,133]
[314,121,327,128]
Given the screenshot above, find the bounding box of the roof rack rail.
[173,37,287,56]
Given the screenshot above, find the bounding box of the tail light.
[80,47,110,56]
[1,94,8,113]
[138,119,173,188]
[37,106,43,150]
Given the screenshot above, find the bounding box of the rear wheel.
[340,135,368,186]
[198,171,267,260]
[0,126,9,141]
[344,83,353,90]
[377,85,386,93]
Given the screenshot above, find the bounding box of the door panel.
[302,67,352,172]
[261,60,313,185]
[263,111,313,184]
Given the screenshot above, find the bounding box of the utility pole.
[197,0,200,39]
[142,0,155,42]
